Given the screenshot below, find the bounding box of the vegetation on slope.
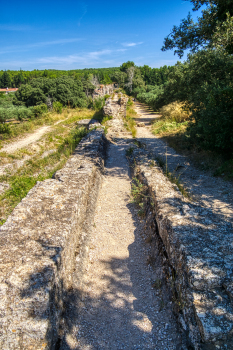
[0,106,106,225]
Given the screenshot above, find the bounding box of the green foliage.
[57,126,87,154]
[14,76,87,108]
[120,61,135,72]
[53,101,63,113]
[124,107,137,137]
[131,177,147,217]
[0,67,121,88]
[162,0,233,57]
[0,106,34,123]
[93,97,104,111]
[0,71,12,88]
[139,65,173,86]
[0,125,88,224]
[111,71,127,87]
[33,104,48,118]
[212,12,233,53]
[0,124,11,134]
[134,85,164,108]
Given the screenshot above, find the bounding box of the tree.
[120,61,135,73]
[13,71,25,87]
[162,0,233,57]
[14,76,87,108]
[125,66,135,93]
[0,71,12,88]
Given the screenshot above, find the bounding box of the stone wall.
[103,93,128,118]
[0,130,107,350]
[92,83,117,100]
[130,147,233,350]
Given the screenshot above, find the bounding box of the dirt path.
[60,133,186,349]
[134,102,233,224]
[0,117,69,154]
[0,125,51,154]
[134,103,161,126]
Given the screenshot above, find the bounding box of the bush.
[0,106,34,122]
[53,101,63,114]
[16,107,34,121]
[33,104,48,117]
[0,124,11,134]
[93,97,104,111]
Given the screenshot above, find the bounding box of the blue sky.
[0,0,202,70]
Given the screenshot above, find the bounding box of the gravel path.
[60,135,186,350]
[134,102,233,224]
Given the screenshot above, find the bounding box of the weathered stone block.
[130,148,233,349]
[0,130,107,349]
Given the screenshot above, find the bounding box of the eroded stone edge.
[0,130,107,350]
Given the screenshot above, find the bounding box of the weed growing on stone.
[154,153,191,199]
[131,177,147,218]
[126,146,134,157]
[167,171,190,199]
[101,115,113,124]
[124,105,137,138]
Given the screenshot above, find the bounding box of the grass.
[151,102,233,180]
[0,126,87,225]
[130,177,148,218]
[0,107,102,225]
[166,169,191,199]
[124,105,137,138]
[152,120,188,135]
[0,107,95,145]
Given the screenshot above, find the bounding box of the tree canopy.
[14,76,88,108]
[162,0,233,57]
[0,71,12,88]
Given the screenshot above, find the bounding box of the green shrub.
[93,97,104,111]
[0,124,11,134]
[33,104,48,117]
[53,101,63,114]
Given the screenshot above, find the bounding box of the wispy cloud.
[0,38,84,55]
[38,48,127,65]
[122,42,143,47]
[78,2,88,26]
[0,48,127,69]
[0,24,32,31]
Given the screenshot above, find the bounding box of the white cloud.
[122,42,143,47]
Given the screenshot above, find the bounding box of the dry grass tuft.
[124,106,137,138]
[159,102,191,123]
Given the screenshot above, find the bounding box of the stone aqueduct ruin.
[0,91,232,349]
